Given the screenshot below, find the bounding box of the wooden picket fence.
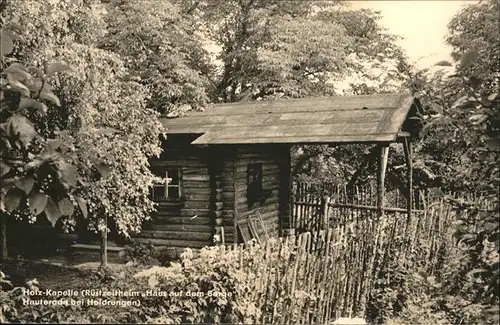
[210,181,496,323]
[219,189,497,324]
[292,181,496,236]
[221,230,361,324]
[222,197,457,324]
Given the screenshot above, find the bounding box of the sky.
[350,0,477,69]
[202,0,478,92]
[205,1,476,69]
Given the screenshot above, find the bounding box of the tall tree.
[401,1,499,323]
[190,1,409,102]
[189,0,351,102]
[316,7,409,94]
[102,0,214,115]
[2,0,165,265]
[1,20,82,259]
[408,0,499,192]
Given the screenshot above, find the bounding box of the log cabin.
[130,92,423,251]
[6,92,423,261]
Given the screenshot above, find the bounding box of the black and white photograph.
[0,0,498,324]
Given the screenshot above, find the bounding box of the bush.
[0,270,17,323]
[123,241,161,267]
[130,240,316,324]
[132,243,278,324]
[1,239,313,324]
[367,206,499,325]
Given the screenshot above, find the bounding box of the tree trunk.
[0,213,7,260]
[100,216,108,268]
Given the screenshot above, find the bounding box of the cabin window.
[151,166,182,202]
[247,163,263,207]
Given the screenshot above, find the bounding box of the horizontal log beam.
[329,202,423,214]
[132,238,210,248]
[183,201,210,209]
[151,160,208,167]
[183,180,210,188]
[183,175,210,181]
[142,224,213,232]
[152,213,210,222]
[183,188,211,196]
[136,230,212,241]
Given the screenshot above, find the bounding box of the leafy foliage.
[420,1,499,312]
[123,241,161,266]
[0,21,88,227]
[198,1,407,102]
[193,1,349,101]
[404,0,499,192]
[2,0,165,237]
[446,0,499,81]
[0,241,310,324]
[316,7,409,93]
[0,269,17,323]
[102,0,213,115]
[376,1,499,323]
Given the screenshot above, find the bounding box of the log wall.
[134,136,214,248]
[211,146,237,245]
[233,145,286,240]
[7,135,293,258]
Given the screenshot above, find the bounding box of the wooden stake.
[403,138,413,219]
[323,196,331,230]
[377,144,390,219]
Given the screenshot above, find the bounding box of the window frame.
[247,163,263,208]
[151,166,183,203]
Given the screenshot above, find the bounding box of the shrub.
[132,245,266,324]
[0,270,17,323]
[130,240,317,324]
[368,203,499,325]
[3,241,299,324]
[123,241,161,267]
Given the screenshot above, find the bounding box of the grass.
[0,257,154,324]
[0,258,94,290]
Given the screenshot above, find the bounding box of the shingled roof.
[160,92,421,145]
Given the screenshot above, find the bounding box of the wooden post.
[403,138,413,218]
[100,216,108,268]
[287,152,294,235]
[322,196,331,229]
[221,226,225,246]
[377,144,390,218]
